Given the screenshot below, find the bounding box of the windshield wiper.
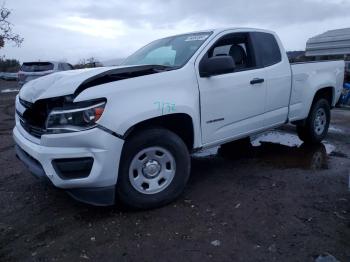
[148,64,179,72]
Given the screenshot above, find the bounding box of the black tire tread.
[117,128,190,210]
[296,98,330,144]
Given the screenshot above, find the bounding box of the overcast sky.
[1,0,350,64]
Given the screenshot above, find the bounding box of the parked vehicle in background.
[345,61,350,71]
[345,61,350,80]
[18,61,74,87]
[1,72,18,81]
[338,83,350,106]
[14,28,344,209]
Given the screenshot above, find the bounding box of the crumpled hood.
[19,65,166,103]
[19,67,119,103]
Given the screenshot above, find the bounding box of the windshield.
[122,32,212,68]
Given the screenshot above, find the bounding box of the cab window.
[252,32,282,67]
[207,32,257,71]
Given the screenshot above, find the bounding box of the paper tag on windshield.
[185,35,209,41]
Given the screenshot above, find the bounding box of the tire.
[117,128,191,209]
[296,99,330,144]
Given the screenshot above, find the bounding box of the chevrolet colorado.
[14,28,344,208]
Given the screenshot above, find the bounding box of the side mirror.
[199,56,236,77]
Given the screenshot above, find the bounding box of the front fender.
[74,66,202,148]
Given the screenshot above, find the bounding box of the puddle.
[251,131,336,154]
[329,151,348,158]
[1,88,19,93]
[194,130,337,170]
[328,126,344,134]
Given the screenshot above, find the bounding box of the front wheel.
[297,99,330,144]
[117,128,191,209]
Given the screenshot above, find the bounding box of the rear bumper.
[13,124,124,206]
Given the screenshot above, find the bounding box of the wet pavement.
[0,80,350,261]
[195,130,337,170]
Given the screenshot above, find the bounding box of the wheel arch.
[312,86,334,107]
[293,86,333,126]
[123,113,195,151]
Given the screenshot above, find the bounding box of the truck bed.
[288,60,344,122]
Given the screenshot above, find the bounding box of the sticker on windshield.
[185,35,209,41]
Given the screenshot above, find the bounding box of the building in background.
[306,28,350,83]
[305,28,350,60]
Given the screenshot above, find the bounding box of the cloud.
[54,16,126,39]
[1,0,350,63]
[78,0,350,27]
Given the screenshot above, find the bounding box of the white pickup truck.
[14,28,344,208]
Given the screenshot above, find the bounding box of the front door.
[197,32,267,145]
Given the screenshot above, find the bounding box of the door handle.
[250,78,265,85]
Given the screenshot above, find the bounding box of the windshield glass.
[122,32,212,68]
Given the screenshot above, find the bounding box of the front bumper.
[13,124,124,206]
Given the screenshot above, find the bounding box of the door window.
[206,33,257,71]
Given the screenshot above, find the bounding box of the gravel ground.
[0,79,349,262]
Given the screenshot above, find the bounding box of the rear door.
[196,31,267,145]
[251,32,292,127]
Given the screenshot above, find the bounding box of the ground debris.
[268,243,277,252]
[333,211,347,220]
[211,240,221,247]
[80,253,90,260]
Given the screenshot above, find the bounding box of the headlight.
[46,101,106,133]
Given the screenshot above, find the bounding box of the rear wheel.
[296,99,330,144]
[117,128,190,209]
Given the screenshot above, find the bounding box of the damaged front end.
[17,64,176,138]
[17,95,106,138]
[74,64,176,96]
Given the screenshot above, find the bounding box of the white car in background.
[18,61,74,87]
[0,72,18,81]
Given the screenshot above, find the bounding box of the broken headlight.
[46,101,106,133]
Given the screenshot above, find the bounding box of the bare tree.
[78,58,86,66]
[87,57,97,64]
[74,57,102,69]
[0,3,23,48]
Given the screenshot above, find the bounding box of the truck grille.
[19,97,33,108]
[19,116,46,138]
[18,96,72,138]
